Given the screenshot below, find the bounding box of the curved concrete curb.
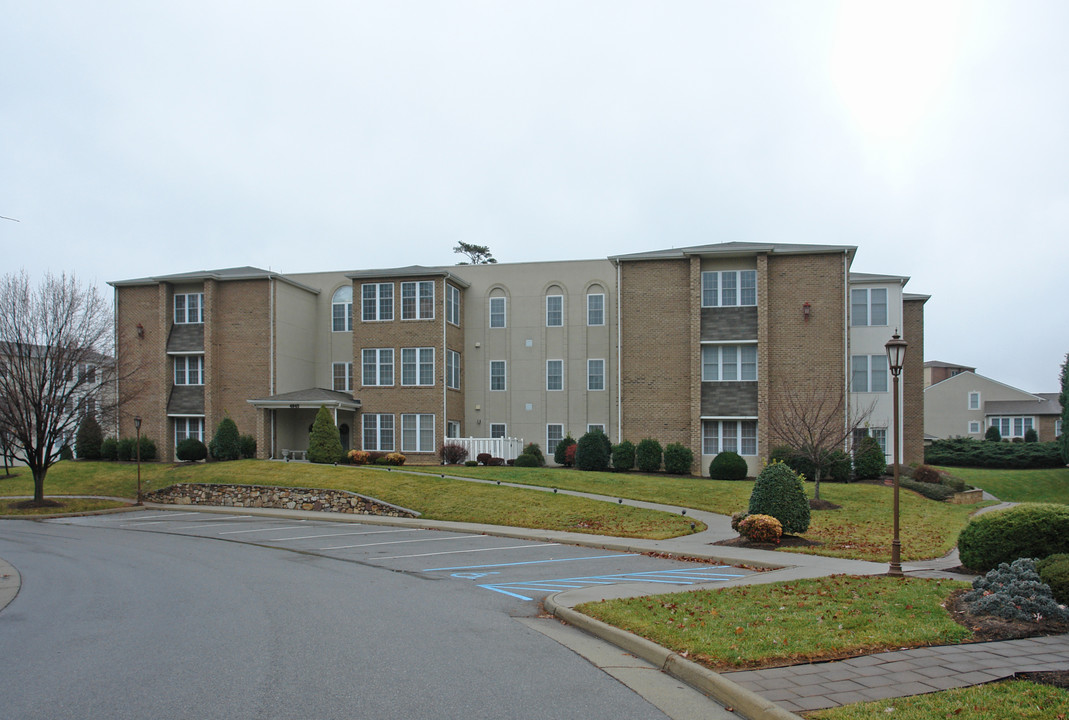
[0,556,21,613]
[544,592,802,720]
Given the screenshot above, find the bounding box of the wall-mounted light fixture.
[802,302,811,322]
[136,323,145,338]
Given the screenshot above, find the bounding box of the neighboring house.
[924,370,1063,442]
[109,242,927,475]
[923,360,976,388]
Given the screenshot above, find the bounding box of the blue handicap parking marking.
[450,571,501,579]
[477,566,746,602]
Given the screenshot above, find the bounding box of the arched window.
[332,286,353,332]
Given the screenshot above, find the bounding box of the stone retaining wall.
[145,484,420,518]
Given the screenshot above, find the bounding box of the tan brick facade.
[902,297,927,465]
[115,284,171,453]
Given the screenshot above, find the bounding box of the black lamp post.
[134,416,143,506]
[885,330,908,577]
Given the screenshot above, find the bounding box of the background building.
[110,242,926,474]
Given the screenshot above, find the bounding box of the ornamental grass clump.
[737,514,782,544]
[747,460,810,534]
[962,558,1069,623]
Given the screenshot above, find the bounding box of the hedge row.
[924,437,1063,469]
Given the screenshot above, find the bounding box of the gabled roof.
[345,265,471,288]
[609,241,858,263]
[247,387,361,411]
[985,396,1063,417]
[110,267,320,293]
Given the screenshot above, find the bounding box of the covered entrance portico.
[248,388,361,460]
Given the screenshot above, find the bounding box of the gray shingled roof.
[345,265,470,288]
[247,388,361,410]
[167,386,205,415]
[109,266,320,293]
[166,324,204,353]
[985,397,1062,416]
[609,241,858,263]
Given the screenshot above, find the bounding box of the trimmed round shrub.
[347,450,370,465]
[75,414,104,460]
[748,461,810,534]
[176,438,208,462]
[514,453,540,468]
[730,511,749,532]
[635,439,662,473]
[476,453,492,466]
[957,503,1069,572]
[307,405,343,464]
[100,437,118,461]
[209,417,242,461]
[137,437,157,461]
[738,514,783,544]
[663,443,694,475]
[438,443,469,465]
[116,437,135,461]
[853,436,886,480]
[523,443,546,467]
[575,430,611,472]
[911,464,941,484]
[709,451,749,480]
[487,457,505,466]
[239,434,257,459]
[611,440,636,472]
[385,452,406,466]
[985,425,1002,442]
[464,460,478,467]
[553,435,577,466]
[1037,553,1069,605]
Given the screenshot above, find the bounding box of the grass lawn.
[409,466,990,562]
[577,575,971,670]
[0,497,130,515]
[932,465,1069,504]
[806,679,1069,719]
[0,460,700,539]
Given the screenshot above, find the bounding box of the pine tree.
[308,406,343,464]
[75,414,104,460]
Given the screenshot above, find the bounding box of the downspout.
[113,285,120,438]
[269,277,275,459]
[443,281,448,444]
[843,251,850,450]
[616,261,622,444]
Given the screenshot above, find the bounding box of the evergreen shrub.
[477,453,492,466]
[176,438,208,462]
[100,437,118,460]
[709,451,748,480]
[239,434,257,459]
[985,425,1002,442]
[958,503,1069,571]
[853,436,886,479]
[924,437,1063,469]
[611,441,635,472]
[553,435,576,466]
[209,417,242,461]
[307,406,344,464]
[523,443,546,467]
[748,461,810,534]
[663,443,693,475]
[514,453,540,467]
[575,430,611,471]
[1037,554,1069,605]
[962,558,1069,622]
[1024,428,1039,443]
[75,415,104,460]
[635,439,662,473]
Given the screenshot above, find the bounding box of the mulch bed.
[713,534,823,550]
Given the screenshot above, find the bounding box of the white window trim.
[850,287,889,327]
[546,423,564,455]
[332,361,353,392]
[701,418,759,456]
[174,355,204,386]
[174,292,204,325]
[701,343,758,382]
[586,293,605,326]
[401,281,435,321]
[700,270,757,308]
[401,347,435,387]
[446,420,461,439]
[587,358,605,391]
[989,416,1035,438]
[546,295,563,327]
[362,413,395,452]
[401,413,435,453]
[446,284,461,327]
[490,423,507,439]
[851,354,889,393]
[968,392,981,410]
[332,286,353,332]
[362,348,394,387]
[587,423,606,435]
[446,349,461,390]
[968,421,982,434]
[174,416,205,446]
[361,283,394,323]
[490,360,506,391]
[546,359,563,391]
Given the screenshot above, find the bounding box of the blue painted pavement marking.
[477,566,746,601]
[422,554,639,573]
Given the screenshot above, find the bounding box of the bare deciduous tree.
[766,384,875,502]
[0,271,114,504]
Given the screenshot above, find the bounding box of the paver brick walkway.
[723,634,1069,713]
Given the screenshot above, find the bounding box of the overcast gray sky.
[2,1,1066,392]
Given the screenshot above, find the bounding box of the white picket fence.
[448,437,525,462]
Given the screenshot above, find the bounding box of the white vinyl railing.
[448,437,525,462]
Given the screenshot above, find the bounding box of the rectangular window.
[489,297,506,328]
[546,360,563,391]
[702,420,758,456]
[851,288,888,326]
[490,423,506,439]
[968,421,981,434]
[587,293,604,326]
[332,362,353,392]
[587,424,605,435]
[547,424,564,455]
[363,414,395,451]
[446,284,461,326]
[968,392,980,410]
[701,271,756,308]
[401,281,434,320]
[362,348,394,386]
[989,416,1033,438]
[362,283,394,322]
[174,356,204,386]
[851,355,888,392]
[702,345,757,382]
[871,427,888,454]
[401,347,435,386]
[174,293,204,324]
[546,295,563,327]
[446,350,461,390]
[446,420,461,439]
[490,361,506,391]
[174,417,205,445]
[401,414,435,453]
[587,359,605,391]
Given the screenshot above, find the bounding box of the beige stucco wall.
[924,372,1036,439]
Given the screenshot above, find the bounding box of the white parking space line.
[322,535,476,551]
[218,525,306,535]
[100,511,202,523]
[379,543,560,561]
[267,528,420,542]
[120,513,204,525]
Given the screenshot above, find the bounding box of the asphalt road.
[0,512,748,719]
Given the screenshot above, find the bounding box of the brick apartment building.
[110,242,927,475]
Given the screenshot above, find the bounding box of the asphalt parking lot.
[53,509,753,603]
